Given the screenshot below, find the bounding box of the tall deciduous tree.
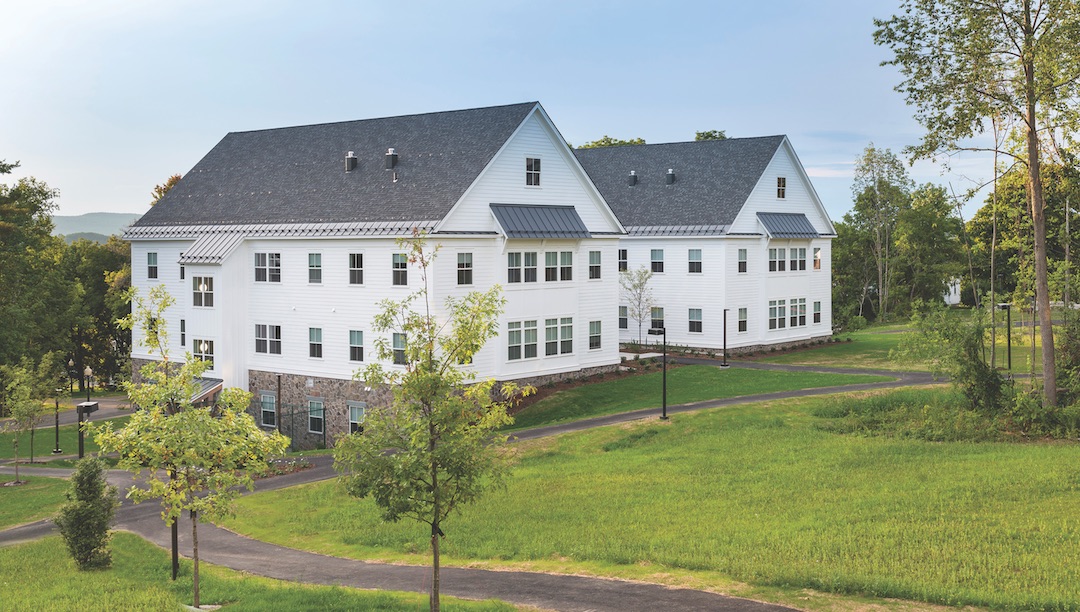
[94,286,288,608]
[334,234,531,612]
[875,0,1080,406]
[894,184,966,306]
[150,174,181,206]
[578,135,646,148]
[1,364,45,483]
[619,266,655,344]
[695,129,728,141]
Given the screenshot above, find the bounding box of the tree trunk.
[431,519,441,612]
[429,419,440,612]
[192,509,200,608]
[12,439,19,483]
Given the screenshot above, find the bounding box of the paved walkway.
[0,361,938,611]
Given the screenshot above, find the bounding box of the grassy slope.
[0,475,68,529]
[754,331,911,370]
[0,533,516,611]
[223,392,1080,610]
[509,365,892,429]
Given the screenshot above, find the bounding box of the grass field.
[222,389,1080,610]
[0,475,68,529]
[508,365,893,429]
[754,330,911,370]
[1,416,130,461]
[0,534,516,611]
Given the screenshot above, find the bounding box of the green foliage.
[0,475,68,529]
[54,457,118,569]
[813,388,1006,442]
[150,173,181,206]
[577,135,645,148]
[1,364,46,481]
[694,129,727,141]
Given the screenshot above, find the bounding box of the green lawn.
[0,475,68,529]
[222,390,1080,610]
[1,416,129,461]
[508,365,893,429]
[754,330,912,370]
[0,534,516,611]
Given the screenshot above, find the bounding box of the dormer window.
[777,177,787,198]
[526,158,541,186]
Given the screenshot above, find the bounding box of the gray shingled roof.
[490,204,591,239]
[134,102,539,227]
[756,212,820,238]
[573,136,785,228]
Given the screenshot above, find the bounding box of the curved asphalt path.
[0,360,939,611]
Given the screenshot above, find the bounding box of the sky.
[1,0,996,222]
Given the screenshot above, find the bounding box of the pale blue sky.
[1,0,993,221]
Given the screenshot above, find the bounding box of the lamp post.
[647,327,668,420]
[68,358,75,394]
[998,303,1012,371]
[84,366,93,402]
[52,388,63,454]
[78,366,92,459]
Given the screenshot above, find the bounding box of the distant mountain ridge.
[52,212,141,239]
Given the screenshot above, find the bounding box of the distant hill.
[52,212,141,238]
[63,232,111,244]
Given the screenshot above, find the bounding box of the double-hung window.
[619,306,628,329]
[526,157,541,186]
[689,308,702,333]
[393,333,407,365]
[255,324,282,354]
[589,320,601,350]
[349,253,364,284]
[194,339,214,368]
[651,307,665,330]
[813,247,822,270]
[508,322,522,360]
[457,253,473,285]
[349,330,364,361]
[790,298,807,327]
[524,320,537,358]
[560,317,573,354]
[651,249,664,273]
[768,248,786,272]
[147,253,158,279]
[589,251,601,279]
[618,249,628,271]
[545,319,559,356]
[738,307,748,332]
[545,252,558,281]
[560,251,573,281]
[738,248,747,273]
[392,253,408,285]
[524,252,537,282]
[688,249,702,274]
[260,393,276,427]
[193,277,213,307]
[507,252,522,283]
[777,177,787,198]
[813,301,822,324]
[791,248,807,271]
[309,328,323,358]
[348,402,366,434]
[308,399,324,434]
[769,300,787,330]
[180,319,186,347]
[308,253,322,283]
[255,253,281,282]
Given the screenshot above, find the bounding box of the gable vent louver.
[666,168,675,185]
[345,151,358,173]
[628,170,637,186]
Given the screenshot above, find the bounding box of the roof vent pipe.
[628,170,637,186]
[385,148,398,170]
[666,168,675,185]
[345,151,358,173]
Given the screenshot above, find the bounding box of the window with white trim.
[791,248,807,271]
[545,252,558,281]
[560,317,573,354]
[194,339,214,368]
[308,253,322,284]
[651,307,664,330]
[147,252,158,279]
[589,320,602,349]
[349,330,364,362]
[260,393,276,427]
[689,308,702,333]
[524,320,537,358]
[508,321,522,360]
[768,248,787,272]
[619,306,628,329]
[180,254,185,280]
[545,318,559,356]
[526,157,541,186]
[349,253,363,284]
[688,249,702,274]
[777,176,787,198]
[180,319,186,347]
[738,307,748,332]
[255,324,282,355]
[392,253,408,286]
[790,298,807,327]
[309,327,323,358]
[814,301,822,324]
[348,401,366,434]
[255,253,281,283]
[618,249,628,271]
[738,248,747,273]
[193,277,213,307]
[560,251,573,281]
[524,252,537,282]
[769,300,787,330]
[589,251,601,279]
[457,253,473,285]
[393,333,406,365]
[813,247,822,270]
[651,249,664,273]
[308,399,324,434]
[507,252,522,283]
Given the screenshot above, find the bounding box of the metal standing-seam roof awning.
[191,377,223,404]
[756,212,821,238]
[490,204,592,239]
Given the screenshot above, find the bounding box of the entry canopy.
[756,212,820,238]
[490,204,591,239]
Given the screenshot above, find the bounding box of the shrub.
[848,315,868,332]
[54,457,118,570]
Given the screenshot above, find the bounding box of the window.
[260,393,276,428]
[560,317,573,354]
[309,327,323,358]
[589,320,602,350]
[348,402,366,434]
[688,249,702,274]
[814,301,822,324]
[651,307,665,330]
[193,277,213,307]
[769,300,787,330]
[545,318,559,356]
[255,324,282,355]
[507,252,522,283]
[255,253,281,283]
[589,251,601,279]
[545,252,558,281]
[524,320,537,358]
[791,248,806,271]
[147,253,158,279]
[393,333,406,365]
[508,322,522,360]
[526,157,541,186]
[618,249,628,271]
[651,249,664,273]
[308,399,324,434]
[689,308,702,333]
[813,247,822,270]
[777,176,787,198]
[738,308,748,332]
[180,255,185,280]
[308,253,322,283]
[456,252,473,285]
[194,339,214,368]
[560,251,573,281]
[524,252,538,282]
[619,306,628,329]
[349,330,364,362]
[768,248,786,272]
[790,298,807,327]
[738,248,748,273]
[349,253,364,284]
[180,319,186,347]
[392,253,408,285]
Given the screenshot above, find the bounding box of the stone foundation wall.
[627,334,833,358]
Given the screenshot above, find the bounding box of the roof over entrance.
[489,204,591,239]
[756,212,820,238]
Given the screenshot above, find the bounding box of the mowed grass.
[0,533,518,611]
[223,391,1080,610]
[508,364,893,429]
[0,475,68,529]
[754,330,911,370]
[1,416,130,461]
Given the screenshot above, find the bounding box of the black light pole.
[998,302,1012,371]
[68,358,75,394]
[84,366,92,402]
[722,308,730,368]
[78,366,92,459]
[52,388,63,454]
[648,327,668,420]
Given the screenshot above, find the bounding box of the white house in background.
[575,136,835,351]
[125,102,624,447]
